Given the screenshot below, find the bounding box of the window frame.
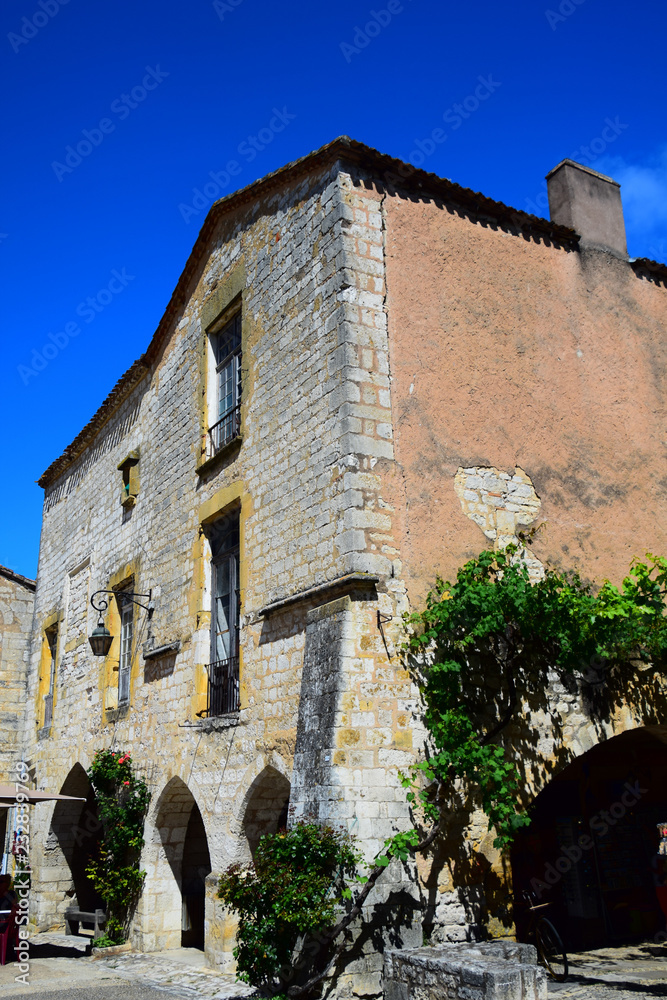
[117,451,140,508]
[206,309,242,459]
[205,509,241,715]
[116,588,134,707]
[43,624,58,728]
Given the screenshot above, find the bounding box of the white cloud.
[592,146,667,261]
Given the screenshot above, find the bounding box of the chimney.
[546,159,628,258]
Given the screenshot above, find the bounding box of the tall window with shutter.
[43,625,58,727]
[118,591,134,706]
[206,511,240,715]
[208,312,242,458]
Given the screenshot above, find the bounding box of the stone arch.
[512,724,667,951]
[139,776,211,952]
[47,763,103,924]
[240,765,291,859]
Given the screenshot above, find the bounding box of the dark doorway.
[154,777,213,952]
[50,764,104,914]
[181,803,212,950]
[512,726,667,951]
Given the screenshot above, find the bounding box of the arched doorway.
[49,764,104,917]
[153,778,212,950]
[512,726,667,951]
[242,766,290,858]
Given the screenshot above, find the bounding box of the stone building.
[0,565,35,783]
[23,138,667,986]
[0,565,35,873]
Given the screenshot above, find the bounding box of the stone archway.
[141,777,211,951]
[512,725,667,952]
[241,765,291,859]
[46,764,104,925]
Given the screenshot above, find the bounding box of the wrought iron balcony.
[207,405,241,458]
[205,655,239,717]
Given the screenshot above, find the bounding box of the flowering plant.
[86,749,150,943]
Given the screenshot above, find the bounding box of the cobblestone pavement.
[548,942,667,998]
[0,932,665,998]
[0,933,254,998]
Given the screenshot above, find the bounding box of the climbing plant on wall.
[397,546,667,850]
[86,749,150,944]
[219,547,667,995]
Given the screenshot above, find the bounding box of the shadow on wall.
[242,766,290,858]
[154,777,212,951]
[49,763,104,917]
[410,639,667,942]
[511,725,667,952]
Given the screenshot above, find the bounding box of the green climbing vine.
[86,749,150,944]
[396,546,667,850]
[218,547,667,995]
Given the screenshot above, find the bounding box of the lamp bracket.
[91,590,153,615]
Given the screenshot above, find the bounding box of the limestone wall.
[24,161,418,985]
[0,566,34,783]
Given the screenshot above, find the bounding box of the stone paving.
[0,933,253,998]
[548,942,667,998]
[0,932,665,998]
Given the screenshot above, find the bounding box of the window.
[43,625,58,727]
[208,312,241,458]
[117,591,134,706]
[206,511,240,715]
[117,452,139,508]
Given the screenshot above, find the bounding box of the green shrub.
[218,822,361,992]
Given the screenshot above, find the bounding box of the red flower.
[123,781,130,786]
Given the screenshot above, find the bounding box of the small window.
[208,312,242,458]
[117,452,140,508]
[206,510,240,715]
[117,591,134,706]
[43,625,58,727]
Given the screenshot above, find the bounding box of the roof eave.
[37,135,580,490]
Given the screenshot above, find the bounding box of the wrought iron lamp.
[88,589,153,657]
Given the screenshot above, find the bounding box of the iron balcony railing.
[205,655,240,717]
[207,405,241,459]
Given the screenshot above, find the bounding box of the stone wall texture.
[19,142,667,994]
[0,567,34,783]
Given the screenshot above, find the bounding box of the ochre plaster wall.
[382,194,667,600]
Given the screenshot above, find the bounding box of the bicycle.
[519,889,569,982]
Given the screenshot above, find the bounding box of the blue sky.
[2,0,666,579]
